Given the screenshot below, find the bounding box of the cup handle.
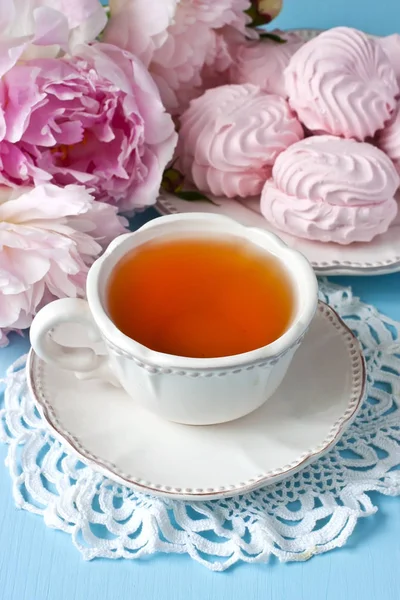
[30,298,120,386]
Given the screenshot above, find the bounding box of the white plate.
[27,302,365,501]
[156,29,400,277]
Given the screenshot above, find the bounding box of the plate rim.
[27,302,366,501]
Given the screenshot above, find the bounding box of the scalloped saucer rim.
[27,302,366,501]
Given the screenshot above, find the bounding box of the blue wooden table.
[1,3,400,598]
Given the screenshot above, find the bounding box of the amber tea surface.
[106,236,294,358]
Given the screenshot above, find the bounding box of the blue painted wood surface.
[2,2,400,597]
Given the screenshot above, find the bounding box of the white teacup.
[30,213,318,425]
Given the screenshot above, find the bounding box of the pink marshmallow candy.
[178,84,304,199]
[261,136,399,244]
[285,27,399,140]
[377,104,400,174]
[378,34,400,84]
[230,38,303,97]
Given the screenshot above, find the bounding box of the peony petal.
[0,0,105,76]
[0,36,31,78]
[0,247,50,288]
[32,6,69,48]
[0,0,16,34]
[3,65,47,142]
[104,0,177,66]
[0,293,27,327]
[0,184,92,222]
[0,142,52,184]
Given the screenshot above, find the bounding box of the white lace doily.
[0,280,399,571]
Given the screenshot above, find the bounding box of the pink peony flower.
[0,43,178,211]
[0,183,128,346]
[104,0,256,116]
[0,0,107,77]
[178,84,304,198]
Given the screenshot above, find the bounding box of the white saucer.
[156,192,400,277]
[27,302,365,501]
